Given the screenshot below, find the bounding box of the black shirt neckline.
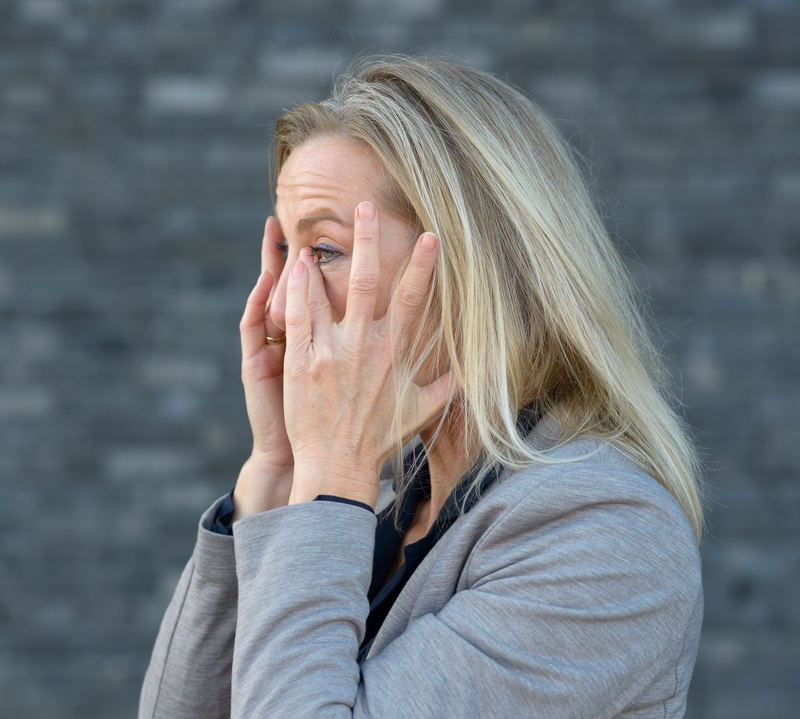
[357,404,540,662]
[359,445,500,662]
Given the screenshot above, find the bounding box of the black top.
[358,445,500,661]
[212,492,372,535]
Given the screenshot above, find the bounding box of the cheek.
[321,269,350,323]
[374,245,415,316]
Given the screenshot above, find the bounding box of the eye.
[309,243,342,266]
[275,242,289,262]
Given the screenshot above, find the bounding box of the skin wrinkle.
[296,211,354,234]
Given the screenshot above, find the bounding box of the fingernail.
[299,247,314,266]
[358,201,376,221]
[420,233,438,254]
[292,259,305,277]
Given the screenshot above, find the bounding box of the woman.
[139,55,703,719]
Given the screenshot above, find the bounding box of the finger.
[240,270,276,358]
[389,232,439,336]
[261,216,285,277]
[284,259,311,354]
[300,248,333,343]
[344,201,381,329]
[260,216,287,339]
[416,369,458,428]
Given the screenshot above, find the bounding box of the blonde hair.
[273,55,703,541]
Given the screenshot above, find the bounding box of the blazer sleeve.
[139,496,238,719]
[228,470,702,719]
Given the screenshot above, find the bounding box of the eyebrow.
[296,211,353,234]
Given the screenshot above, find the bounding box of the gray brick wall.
[0,0,797,717]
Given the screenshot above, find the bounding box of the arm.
[231,501,376,719]
[228,472,702,719]
[140,215,293,715]
[139,497,238,719]
[137,490,369,717]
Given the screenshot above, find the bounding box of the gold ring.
[265,334,286,345]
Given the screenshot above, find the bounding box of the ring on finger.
[265,334,286,345]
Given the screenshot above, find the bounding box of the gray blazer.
[139,419,703,718]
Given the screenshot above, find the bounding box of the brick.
[0,206,68,238]
[0,388,54,419]
[658,10,755,51]
[143,77,229,114]
[753,72,800,109]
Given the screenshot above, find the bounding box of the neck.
[418,402,468,519]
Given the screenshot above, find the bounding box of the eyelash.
[275,242,342,267]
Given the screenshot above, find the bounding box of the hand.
[233,217,294,519]
[282,201,455,508]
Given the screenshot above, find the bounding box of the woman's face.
[270,137,418,331]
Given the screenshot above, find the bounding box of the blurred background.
[0,0,798,717]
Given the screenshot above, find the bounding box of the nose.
[268,261,291,333]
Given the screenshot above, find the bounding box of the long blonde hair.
[273,55,703,541]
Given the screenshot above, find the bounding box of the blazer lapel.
[366,415,564,660]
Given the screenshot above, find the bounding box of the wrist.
[232,453,294,521]
[289,458,379,509]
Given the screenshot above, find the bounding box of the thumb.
[415,370,458,429]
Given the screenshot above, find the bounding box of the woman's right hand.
[232,216,294,520]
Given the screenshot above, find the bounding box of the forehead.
[275,137,388,222]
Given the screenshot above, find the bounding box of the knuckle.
[284,307,306,326]
[314,347,334,370]
[307,297,328,315]
[397,285,423,310]
[350,272,380,294]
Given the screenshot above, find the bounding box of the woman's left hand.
[282,201,454,508]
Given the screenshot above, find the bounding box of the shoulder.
[488,435,695,535]
[476,416,698,547]
[459,432,702,619]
